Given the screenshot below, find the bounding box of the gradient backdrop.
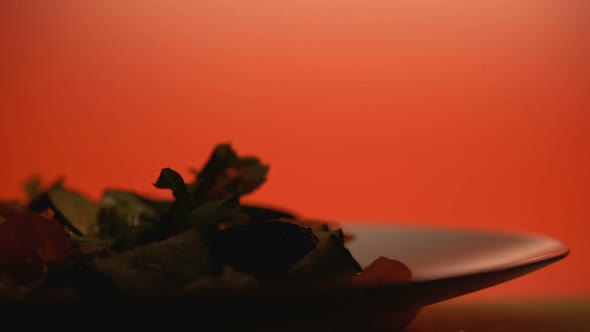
[1,1,588,300]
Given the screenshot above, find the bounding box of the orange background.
[1,1,588,300]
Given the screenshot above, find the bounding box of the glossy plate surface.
[346,223,568,284]
[343,223,568,306]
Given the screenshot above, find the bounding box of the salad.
[0,144,410,300]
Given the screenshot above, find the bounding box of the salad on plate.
[0,143,411,300]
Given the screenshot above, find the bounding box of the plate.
[4,223,569,332]
[344,223,569,306]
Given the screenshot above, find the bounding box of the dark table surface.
[405,299,590,332]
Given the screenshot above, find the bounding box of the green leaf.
[153,168,190,202]
[189,143,239,199]
[96,190,164,250]
[23,175,42,200]
[100,190,161,226]
[241,204,297,222]
[239,163,269,195]
[211,221,319,280]
[88,230,213,295]
[177,265,258,295]
[183,193,242,234]
[49,186,98,236]
[289,230,362,280]
[196,143,238,182]
[189,143,270,201]
[204,159,269,200]
[28,183,98,237]
[310,223,331,234]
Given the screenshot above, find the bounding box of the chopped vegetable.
[0,143,409,299]
[352,257,412,287]
[211,220,319,280]
[0,203,71,287]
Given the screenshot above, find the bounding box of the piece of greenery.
[28,181,98,237]
[289,231,362,280]
[153,168,191,205]
[210,220,319,280]
[96,190,163,251]
[188,143,269,201]
[2,143,369,299]
[88,230,212,295]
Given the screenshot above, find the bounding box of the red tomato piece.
[352,256,412,287]
[0,202,72,284]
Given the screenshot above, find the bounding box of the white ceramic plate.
[343,223,569,307]
[298,222,570,331]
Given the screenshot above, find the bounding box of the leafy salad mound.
[0,144,410,300]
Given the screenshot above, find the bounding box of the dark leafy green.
[188,143,269,201]
[211,221,319,280]
[23,176,42,200]
[182,194,242,234]
[289,231,362,280]
[28,182,98,237]
[177,265,258,295]
[88,230,212,295]
[153,168,190,204]
[96,190,163,251]
[241,204,297,222]
[3,142,368,299]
